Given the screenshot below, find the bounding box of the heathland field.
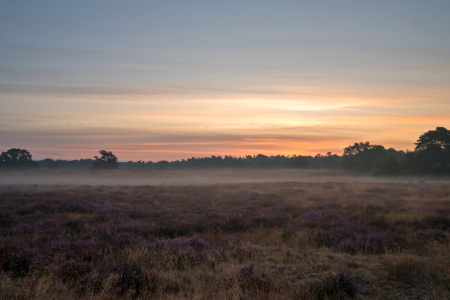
[1,172,450,299]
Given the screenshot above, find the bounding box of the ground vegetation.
[1,181,449,299]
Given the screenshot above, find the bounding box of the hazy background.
[0,169,439,186]
[1,0,450,161]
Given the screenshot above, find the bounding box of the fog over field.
[0,169,444,186]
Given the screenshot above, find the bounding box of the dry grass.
[430,244,450,292]
[0,175,450,299]
[383,254,423,285]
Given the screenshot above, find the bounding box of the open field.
[1,171,450,299]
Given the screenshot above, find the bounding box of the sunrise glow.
[1,1,449,161]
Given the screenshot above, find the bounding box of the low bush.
[299,269,356,299]
[236,261,276,298]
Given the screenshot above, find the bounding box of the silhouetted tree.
[413,127,450,174]
[402,150,418,175]
[430,162,443,176]
[292,155,309,169]
[386,148,406,161]
[320,152,341,169]
[39,158,60,169]
[373,155,402,176]
[415,127,450,152]
[90,150,119,170]
[0,148,39,169]
[444,163,450,176]
[342,142,386,172]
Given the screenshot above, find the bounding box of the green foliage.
[373,155,402,176]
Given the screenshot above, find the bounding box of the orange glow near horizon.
[2,63,450,162]
[2,91,447,161]
[2,86,449,161]
[9,130,422,161]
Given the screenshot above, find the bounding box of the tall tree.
[91,150,119,170]
[415,127,450,152]
[342,142,387,172]
[412,127,450,174]
[0,148,38,169]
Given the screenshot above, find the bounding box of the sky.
[1,0,450,161]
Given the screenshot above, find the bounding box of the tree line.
[1,127,450,176]
[35,152,343,171]
[341,127,450,176]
